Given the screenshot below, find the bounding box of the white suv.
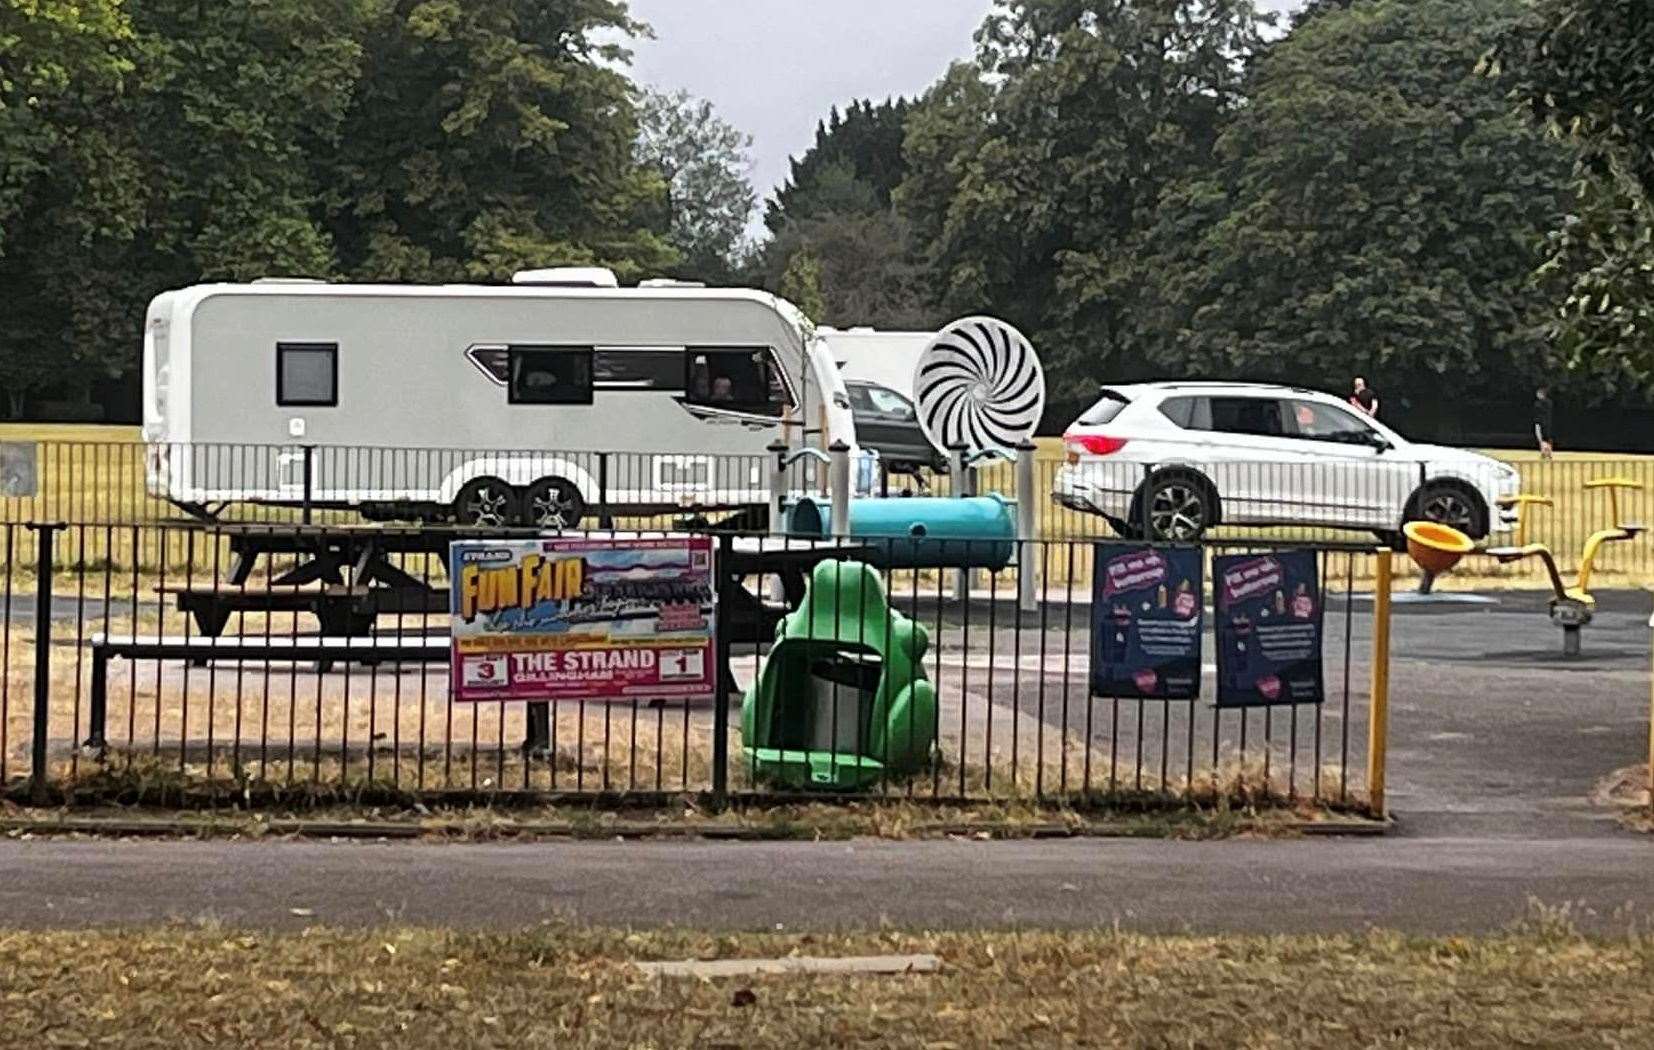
[1052,382,1520,542]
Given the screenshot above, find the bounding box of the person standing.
[1533,387,1555,460]
[1349,376,1378,418]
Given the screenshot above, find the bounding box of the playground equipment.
[1486,477,1646,656]
[1402,520,1478,595]
[742,560,936,790]
[781,494,1017,571]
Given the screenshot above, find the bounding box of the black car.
[845,380,947,478]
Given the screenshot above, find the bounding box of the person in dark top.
[1533,387,1555,460]
[1349,376,1378,417]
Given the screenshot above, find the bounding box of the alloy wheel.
[462,482,512,527]
[1149,482,1207,541]
[526,480,582,529]
[1420,489,1476,534]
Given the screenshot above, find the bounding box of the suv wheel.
[1409,482,1488,539]
[1139,473,1215,542]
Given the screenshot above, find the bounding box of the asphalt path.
[0,835,1649,934]
[0,587,1649,934]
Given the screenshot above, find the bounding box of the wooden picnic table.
[162,524,871,659]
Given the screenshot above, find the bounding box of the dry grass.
[0,916,1651,1047]
[0,794,1341,841]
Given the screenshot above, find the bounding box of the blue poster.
[1213,551,1323,708]
[1090,545,1203,700]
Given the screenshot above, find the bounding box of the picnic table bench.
[85,632,451,750]
[161,583,447,637]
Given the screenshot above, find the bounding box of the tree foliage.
[325,0,673,284]
[1139,0,1573,396]
[897,0,1268,403]
[0,0,372,410]
[760,95,935,328]
[1508,0,1654,393]
[635,87,756,281]
[0,0,132,257]
[764,98,912,235]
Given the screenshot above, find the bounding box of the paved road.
[1,834,1650,934]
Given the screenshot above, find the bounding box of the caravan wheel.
[454,477,517,527]
[522,477,585,529]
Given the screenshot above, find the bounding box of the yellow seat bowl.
[1403,521,1475,575]
[1584,477,1642,491]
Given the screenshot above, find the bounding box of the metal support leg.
[85,648,108,751]
[1563,625,1582,658]
[524,702,550,755]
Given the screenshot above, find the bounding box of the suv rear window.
[1158,396,1200,429]
[1076,390,1131,426]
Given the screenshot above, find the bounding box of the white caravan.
[815,327,933,401]
[142,271,858,526]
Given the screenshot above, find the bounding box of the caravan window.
[684,348,790,418]
[276,343,338,407]
[507,347,594,405]
[593,349,686,390]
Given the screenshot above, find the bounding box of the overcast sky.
[624,1,1306,226]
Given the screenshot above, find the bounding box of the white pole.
[949,446,969,601]
[828,441,852,538]
[1016,440,1038,614]
[766,439,788,538]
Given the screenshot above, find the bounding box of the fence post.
[711,532,734,807]
[301,445,316,524]
[29,523,62,804]
[1366,548,1394,819]
[1016,440,1039,614]
[596,453,614,530]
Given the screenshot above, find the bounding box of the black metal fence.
[0,519,1379,812]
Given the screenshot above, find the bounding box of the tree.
[1507,0,1654,391]
[896,1,1269,404]
[634,88,756,281]
[1135,0,1574,401]
[758,96,934,327]
[0,0,132,256]
[324,0,673,284]
[766,209,936,330]
[0,0,371,414]
[764,98,912,235]
[778,248,825,323]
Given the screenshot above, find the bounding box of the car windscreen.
[1076,390,1131,426]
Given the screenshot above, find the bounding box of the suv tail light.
[1066,434,1129,462]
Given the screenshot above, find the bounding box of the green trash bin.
[742,560,936,790]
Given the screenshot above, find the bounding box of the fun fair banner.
[449,535,716,703]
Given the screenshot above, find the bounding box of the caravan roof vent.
[638,278,707,289]
[511,267,619,288]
